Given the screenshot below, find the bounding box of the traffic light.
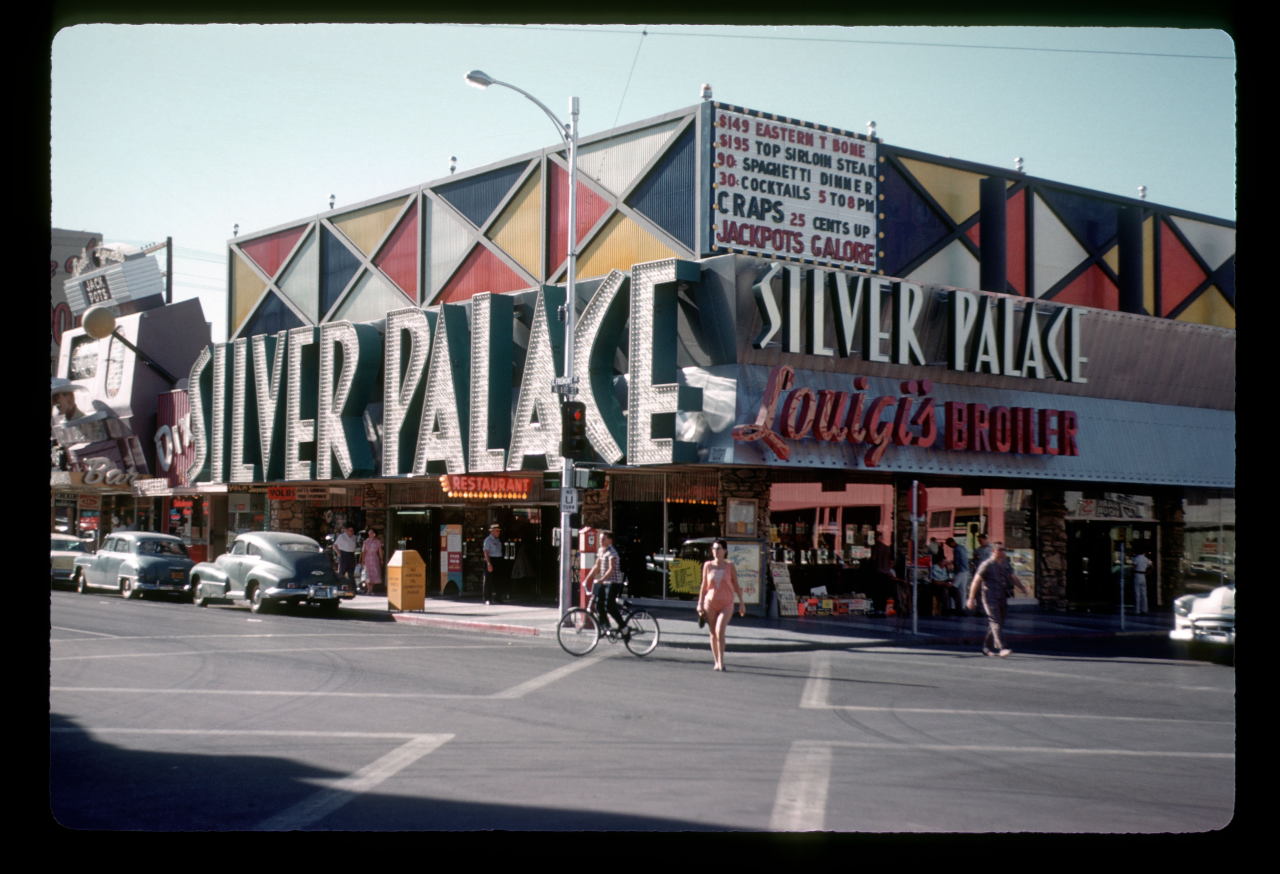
[560,401,588,460]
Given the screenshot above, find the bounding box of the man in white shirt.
[1132,551,1152,614]
[334,525,358,591]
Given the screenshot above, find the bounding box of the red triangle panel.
[1159,220,1209,316]
[437,244,530,304]
[1052,263,1118,311]
[547,162,610,276]
[239,225,308,279]
[375,201,419,300]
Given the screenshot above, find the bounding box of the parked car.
[71,532,195,600]
[191,531,341,614]
[1170,581,1235,655]
[51,533,93,587]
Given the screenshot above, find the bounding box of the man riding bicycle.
[586,530,626,634]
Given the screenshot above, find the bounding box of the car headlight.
[1172,595,1192,617]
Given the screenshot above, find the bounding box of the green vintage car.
[190,531,341,615]
[72,532,195,601]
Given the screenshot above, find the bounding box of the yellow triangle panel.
[576,213,677,280]
[898,158,990,225]
[488,171,543,278]
[332,198,410,258]
[1175,285,1235,330]
[231,251,268,336]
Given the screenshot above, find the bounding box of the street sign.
[560,487,580,514]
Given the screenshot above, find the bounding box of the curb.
[388,612,543,637]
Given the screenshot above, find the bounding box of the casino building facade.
[91,101,1238,613]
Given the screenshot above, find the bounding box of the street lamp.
[465,69,581,619]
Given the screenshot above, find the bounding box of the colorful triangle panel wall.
[437,244,531,304]
[488,171,543,278]
[332,199,408,258]
[239,225,307,279]
[626,124,697,251]
[374,200,420,300]
[1159,220,1209,316]
[231,252,268,336]
[435,162,530,229]
[547,161,611,277]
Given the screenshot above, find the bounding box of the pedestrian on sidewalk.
[482,523,505,605]
[361,528,384,594]
[1132,551,1152,614]
[697,539,746,672]
[334,525,358,594]
[966,541,1028,657]
[945,536,970,616]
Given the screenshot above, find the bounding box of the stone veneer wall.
[1035,488,1068,609]
[268,499,307,534]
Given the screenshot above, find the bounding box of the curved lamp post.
[465,70,580,619]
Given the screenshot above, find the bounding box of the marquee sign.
[186,257,1091,486]
[709,105,879,272]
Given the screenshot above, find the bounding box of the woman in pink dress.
[697,539,745,671]
[360,529,384,594]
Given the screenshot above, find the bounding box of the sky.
[49,23,1236,344]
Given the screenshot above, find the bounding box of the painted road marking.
[770,740,832,831]
[799,653,1233,725]
[52,650,609,700]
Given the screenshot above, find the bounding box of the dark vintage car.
[191,532,342,614]
[71,532,195,600]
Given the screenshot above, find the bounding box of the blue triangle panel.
[434,162,530,229]
[1212,255,1235,302]
[626,125,696,250]
[321,227,363,315]
[241,290,304,338]
[877,159,953,278]
[1038,186,1118,254]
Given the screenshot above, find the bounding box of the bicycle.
[556,580,660,657]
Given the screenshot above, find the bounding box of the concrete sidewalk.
[340,593,1175,652]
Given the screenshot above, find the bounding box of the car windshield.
[52,538,88,553]
[135,539,188,557]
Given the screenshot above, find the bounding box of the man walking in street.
[967,541,1028,657]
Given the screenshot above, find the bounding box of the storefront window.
[1182,489,1235,591]
[1064,491,1156,611]
[612,472,718,600]
[228,491,267,536]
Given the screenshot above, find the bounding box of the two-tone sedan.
[51,533,92,588]
[72,532,195,600]
[191,531,342,614]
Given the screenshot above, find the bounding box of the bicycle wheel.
[623,610,660,656]
[557,608,602,656]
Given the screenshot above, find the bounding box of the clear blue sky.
[50,23,1235,343]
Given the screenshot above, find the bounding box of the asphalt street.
[48,590,1236,833]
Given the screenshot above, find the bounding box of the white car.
[1170,582,1235,648]
[51,533,92,587]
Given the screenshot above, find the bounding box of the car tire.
[249,584,270,614]
[119,578,135,600]
[75,570,89,594]
[192,578,207,607]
